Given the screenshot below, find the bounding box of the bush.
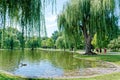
[25,37,40,49]
[41,38,54,48]
[4,37,20,49]
[108,36,120,51]
[55,36,65,49]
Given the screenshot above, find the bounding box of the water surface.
[0,50,113,78]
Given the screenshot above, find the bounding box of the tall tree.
[58,0,119,55]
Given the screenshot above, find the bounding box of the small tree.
[56,36,65,49]
[51,31,60,43]
[41,40,47,48]
[2,27,21,49]
[46,38,54,48]
[25,37,40,50]
[41,38,54,48]
[4,36,20,49]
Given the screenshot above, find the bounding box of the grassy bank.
[0,73,21,80]
[0,73,49,80]
[74,53,120,65]
[61,72,120,80]
[0,71,50,80]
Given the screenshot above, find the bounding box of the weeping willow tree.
[0,0,56,50]
[58,0,119,55]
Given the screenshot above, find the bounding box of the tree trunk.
[21,25,24,50]
[21,18,25,51]
[84,35,95,55]
[81,26,96,55]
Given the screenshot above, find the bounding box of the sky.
[115,0,120,27]
[45,0,68,37]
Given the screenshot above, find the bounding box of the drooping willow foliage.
[0,0,56,49]
[58,0,120,52]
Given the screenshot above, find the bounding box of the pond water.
[0,50,115,78]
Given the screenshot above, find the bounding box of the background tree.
[56,36,66,49]
[108,36,120,51]
[25,37,40,50]
[41,39,47,48]
[0,27,21,49]
[51,31,60,44]
[58,0,120,55]
[41,38,54,48]
[46,38,54,48]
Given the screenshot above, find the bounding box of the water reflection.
[0,50,111,77]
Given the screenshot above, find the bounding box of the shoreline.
[0,49,120,79]
[1,67,120,79]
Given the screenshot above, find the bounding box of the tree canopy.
[58,0,120,54]
[0,0,56,49]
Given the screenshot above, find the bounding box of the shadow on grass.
[26,78,52,80]
[0,74,53,80]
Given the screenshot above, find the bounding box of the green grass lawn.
[0,73,48,80]
[74,53,120,65]
[0,73,21,80]
[0,52,120,80]
[61,72,120,80]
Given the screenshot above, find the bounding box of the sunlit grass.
[74,53,120,65]
[60,72,120,80]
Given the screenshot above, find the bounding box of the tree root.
[84,51,97,55]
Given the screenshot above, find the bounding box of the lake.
[0,50,114,78]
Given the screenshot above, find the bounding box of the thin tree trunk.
[22,25,24,50]
[25,24,27,41]
[21,18,25,50]
[2,13,6,49]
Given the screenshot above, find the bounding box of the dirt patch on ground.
[54,61,120,79]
